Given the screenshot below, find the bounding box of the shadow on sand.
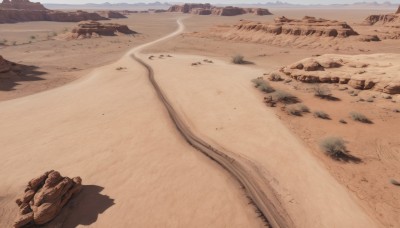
[0,64,47,91]
[47,185,115,228]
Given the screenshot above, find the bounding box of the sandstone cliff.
[167,3,271,16]
[0,55,12,73]
[97,10,127,19]
[0,0,108,23]
[0,0,46,10]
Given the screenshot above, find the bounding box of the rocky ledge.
[280,54,400,94]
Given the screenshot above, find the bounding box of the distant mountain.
[44,2,171,10]
[44,1,398,11]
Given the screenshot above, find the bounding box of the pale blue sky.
[39,0,400,5]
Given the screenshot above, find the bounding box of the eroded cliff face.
[0,0,47,10]
[167,3,272,16]
[0,0,109,23]
[0,55,12,73]
[235,16,359,38]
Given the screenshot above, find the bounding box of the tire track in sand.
[129,18,293,228]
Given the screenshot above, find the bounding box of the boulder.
[14,170,82,228]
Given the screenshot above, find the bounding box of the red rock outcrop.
[279,54,400,94]
[212,6,247,16]
[0,0,108,23]
[235,16,359,37]
[14,170,82,228]
[96,10,127,19]
[168,3,212,13]
[0,0,46,10]
[0,55,12,73]
[67,20,136,39]
[363,7,400,39]
[397,5,400,14]
[168,3,272,16]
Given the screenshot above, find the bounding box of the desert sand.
[1,4,399,228]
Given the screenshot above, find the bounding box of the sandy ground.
[0,13,180,101]
[1,8,399,227]
[0,24,264,227]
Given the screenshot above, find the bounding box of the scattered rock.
[14,170,82,228]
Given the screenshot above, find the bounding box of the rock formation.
[66,20,136,39]
[238,16,359,37]
[0,0,108,23]
[167,3,271,16]
[14,170,82,228]
[0,0,46,10]
[212,6,247,16]
[191,16,379,49]
[168,3,212,13]
[0,55,12,73]
[363,6,400,39]
[280,54,400,94]
[97,10,127,19]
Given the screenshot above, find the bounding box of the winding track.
[129,18,293,228]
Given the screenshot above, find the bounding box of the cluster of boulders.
[0,0,109,23]
[236,16,359,38]
[14,170,82,228]
[0,55,12,73]
[66,20,136,39]
[168,3,272,16]
[279,54,400,94]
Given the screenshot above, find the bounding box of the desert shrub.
[268,73,283,82]
[313,85,332,98]
[390,179,400,186]
[339,119,347,124]
[350,112,372,123]
[314,111,330,119]
[366,97,374,102]
[319,137,347,158]
[286,104,309,116]
[251,78,275,93]
[30,35,36,40]
[271,90,298,104]
[297,104,310,113]
[232,55,245,64]
[251,78,264,87]
[12,41,17,46]
[286,105,302,116]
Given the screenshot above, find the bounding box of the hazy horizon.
[39,0,400,5]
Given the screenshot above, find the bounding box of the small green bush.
[350,112,372,123]
[319,137,347,158]
[232,55,245,64]
[314,111,330,119]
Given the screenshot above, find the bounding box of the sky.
[38,0,400,5]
